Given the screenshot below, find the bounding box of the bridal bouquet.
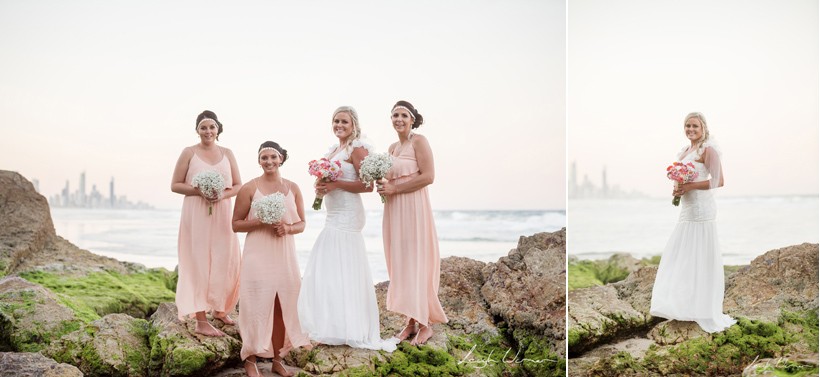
[666,161,699,206]
[252,192,286,224]
[308,158,343,210]
[359,152,393,203]
[191,170,225,215]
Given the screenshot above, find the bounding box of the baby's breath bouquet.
[191,170,225,215]
[251,192,286,224]
[359,153,393,203]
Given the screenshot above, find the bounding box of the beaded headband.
[197,118,217,126]
[392,106,416,120]
[258,147,282,157]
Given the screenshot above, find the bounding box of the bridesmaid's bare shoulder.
[387,141,400,154]
[284,178,301,193]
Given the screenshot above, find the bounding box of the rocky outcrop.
[45,313,152,377]
[0,352,83,377]
[569,244,820,377]
[0,276,78,352]
[0,171,127,277]
[482,230,566,356]
[725,243,819,322]
[148,302,242,376]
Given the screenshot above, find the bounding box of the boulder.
[44,313,151,377]
[481,229,566,355]
[567,284,651,356]
[612,266,658,315]
[725,243,819,322]
[0,276,78,352]
[646,320,706,346]
[0,352,83,377]
[0,170,127,277]
[438,256,497,337]
[0,171,55,275]
[147,302,241,376]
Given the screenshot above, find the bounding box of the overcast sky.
[0,0,566,210]
[568,0,818,199]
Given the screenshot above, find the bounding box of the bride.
[649,112,736,333]
[297,106,396,351]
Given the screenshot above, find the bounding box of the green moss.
[588,310,819,376]
[46,317,151,377]
[19,269,175,319]
[508,329,565,377]
[371,342,472,376]
[0,290,81,352]
[0,259,7,278]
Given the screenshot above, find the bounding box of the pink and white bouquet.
[252,192,286,224]
[191,170,225,215]
[308,158,343,210]
[359,152,393,203]
[666,161,699,206]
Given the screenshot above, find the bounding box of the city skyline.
[36,171,152,210]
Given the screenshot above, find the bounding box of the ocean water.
[50,208,565,283]
[568,196,819,265]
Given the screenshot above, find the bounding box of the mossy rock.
[148,302,241,376]
[0,276,80,352]
[19,269,176,320]
[44,313,151,377]
[569,254,659,291]
[585,310,819,376]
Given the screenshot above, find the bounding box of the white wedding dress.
[649,144,736,333]
[297,143,396,352]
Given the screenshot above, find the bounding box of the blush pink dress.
[176,151,241,321]
[382,137,448,326]
[239,181,310,360]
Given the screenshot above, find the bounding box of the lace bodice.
[677,148,717,222]
[322,141,371,231]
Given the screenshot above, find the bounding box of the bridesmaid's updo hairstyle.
[392,100,424,129]
[258,141,289,166]
[195,110,224,140]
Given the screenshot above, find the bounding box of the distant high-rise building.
[79,171,86,206]
[62,180,70,207]
[32,179,39,193]
[110,177,115,208]
[569,162,578,197]
[602,166,608,196]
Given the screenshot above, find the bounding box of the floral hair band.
[392,106,416,120]
[197,118,217,126]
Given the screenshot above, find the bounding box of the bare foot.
[243,359,261,377]
[195,320,226,337]
[213,311,236,325]
[272,358,293,377]
[410,325,434,346]
[394,322,417,342]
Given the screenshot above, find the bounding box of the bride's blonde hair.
[332,106,361,146]
[684,112,711,155]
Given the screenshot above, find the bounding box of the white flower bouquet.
[191,170,225,215]
[359,152,393,203]
[252,192,286,224]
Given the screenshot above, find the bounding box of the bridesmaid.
[377,100,448,345]
[233,141,310,377]
[171,110,241,336]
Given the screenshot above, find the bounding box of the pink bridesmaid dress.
[176,151,241,320]
[239,182,310,360]
[382,137,448,326]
